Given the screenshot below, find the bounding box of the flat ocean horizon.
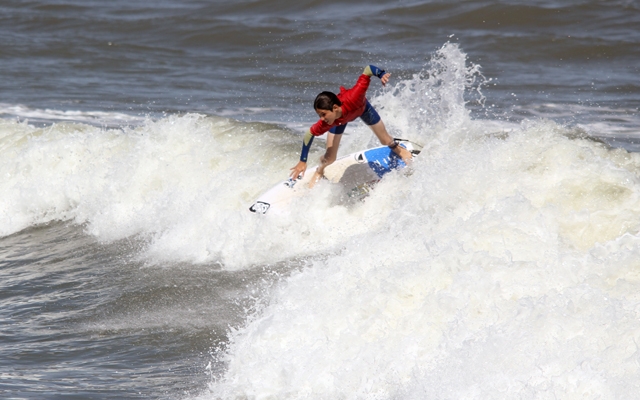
[1,1,639,398]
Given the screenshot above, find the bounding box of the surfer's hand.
[380,72,391,86]
[290,161,307,180]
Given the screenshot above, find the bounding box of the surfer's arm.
[290,130,315,179]
[363,65,390,86]
[299,129,314,162]
[345,66,388,105]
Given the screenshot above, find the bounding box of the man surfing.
[290,65,412,186]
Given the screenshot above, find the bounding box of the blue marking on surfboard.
[364,147,406,178]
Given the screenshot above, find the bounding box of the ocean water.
[1,0,640,399]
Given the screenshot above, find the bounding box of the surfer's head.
[314,91,341,111]
[314,91,342,124]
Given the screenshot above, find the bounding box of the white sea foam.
[2,43,640,398]
[205,122,640,398]
[199,44,640,399]
[513,102,640,139]
[0,114,316,267]
[0,103,146,127]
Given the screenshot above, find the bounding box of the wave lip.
[0,103,146,127]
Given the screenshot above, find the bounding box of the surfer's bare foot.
[394,145,413,163]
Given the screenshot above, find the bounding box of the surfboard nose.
[249,201,270,214]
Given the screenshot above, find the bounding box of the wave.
[0,114,299,266]
[0,103,146,127]
[200,44,640,398]
[3,41,640,398]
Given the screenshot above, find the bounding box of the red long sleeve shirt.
[309,74,371,136]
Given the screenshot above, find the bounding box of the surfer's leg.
[361,101,412,162]
[310,128,343,187]
[323,131,342,167]
[369,121,412,162]
[368,119,394,146]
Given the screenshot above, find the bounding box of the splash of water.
[372,42,486,146]
[0,114,298,267]
[203,44,640,399]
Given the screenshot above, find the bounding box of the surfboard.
[249,139,422,214]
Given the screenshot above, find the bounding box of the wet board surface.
[249,140,421,214]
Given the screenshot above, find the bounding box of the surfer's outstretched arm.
[290,129,314,179]
[363,65,391,86]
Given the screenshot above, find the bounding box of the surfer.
[289,65,412,186]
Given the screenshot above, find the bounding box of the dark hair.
[314,91,342,111]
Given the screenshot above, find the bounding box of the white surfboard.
[249,139,422,214]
